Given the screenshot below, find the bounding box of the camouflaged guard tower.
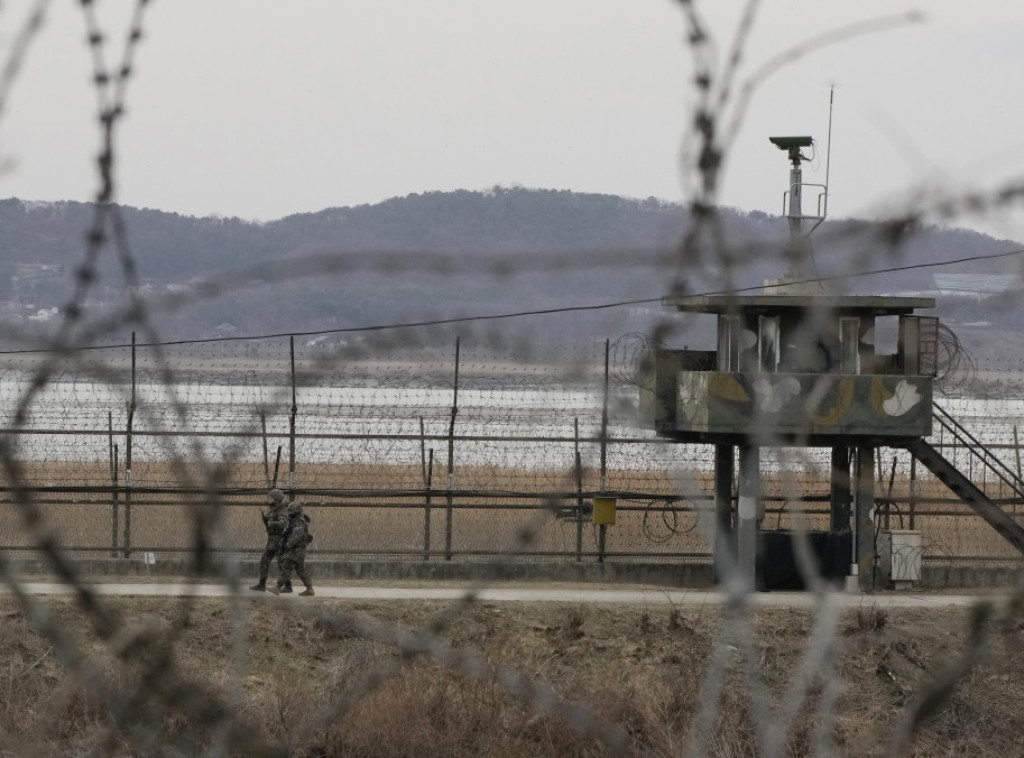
[642,136,1024,592]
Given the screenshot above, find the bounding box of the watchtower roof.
[661,293,935,317]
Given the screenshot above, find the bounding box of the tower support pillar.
[855,444,876,591]
[830,446,852,532]
[713,444,734,581]
[737,444,761,591]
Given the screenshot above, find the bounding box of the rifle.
[271,445,282,488]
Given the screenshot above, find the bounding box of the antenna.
[825,85,834,193]
[809,85,835,235]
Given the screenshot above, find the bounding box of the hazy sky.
[3,1,1024,239]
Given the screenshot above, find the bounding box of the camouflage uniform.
[270,501,314,596]
[249,489,289,591]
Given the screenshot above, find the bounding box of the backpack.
[283,505,312,549]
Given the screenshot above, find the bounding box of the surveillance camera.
[769,136,813,150]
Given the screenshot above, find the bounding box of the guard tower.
[646,290,937,591]
[641,135,1024,592]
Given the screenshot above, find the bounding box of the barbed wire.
[0,2,1021,756]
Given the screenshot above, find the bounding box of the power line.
[2,245,1023,355]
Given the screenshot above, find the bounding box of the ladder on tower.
[899,404,1024,556]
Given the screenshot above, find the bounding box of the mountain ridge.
[0,188,1018,343]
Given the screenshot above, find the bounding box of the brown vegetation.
[0,593,1022,756]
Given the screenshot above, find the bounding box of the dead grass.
[0,594,1021,756]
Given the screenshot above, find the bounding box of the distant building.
[11,263,64,309]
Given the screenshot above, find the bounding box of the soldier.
[269,500,314,596]
[249,488,289,592]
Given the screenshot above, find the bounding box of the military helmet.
[268,488,285,502]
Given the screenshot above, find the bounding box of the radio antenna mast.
[765,90,834,292]
[809,85,835,236]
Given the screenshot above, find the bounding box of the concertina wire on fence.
[0,332,1021,569]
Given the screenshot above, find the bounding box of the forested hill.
[0,188,1018,341]
[0,189,692,279]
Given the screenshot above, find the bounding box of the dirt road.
[1,581,1005,608]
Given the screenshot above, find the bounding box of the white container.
[878,530,923,590]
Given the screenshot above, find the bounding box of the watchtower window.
[840,318,860,374]
[759,316,780,372]
[900,315,939,376]
[718,315,741,371]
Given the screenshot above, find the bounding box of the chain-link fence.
[1,334,1021,572]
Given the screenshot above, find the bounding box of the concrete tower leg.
[855,444,876,592]
[737,444,761,592]
[830,446,852,532]
[713,444,734,582]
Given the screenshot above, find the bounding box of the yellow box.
[592,497,616,525]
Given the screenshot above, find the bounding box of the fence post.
[1015,425,1022,515]
[123,331,135,558]
[109,412,118,558]
[421,415,432,559]
[445,337,460,561]
[420,416,427,484]
[424,448,434,560]
[909,456,917,529]
[288,335,297,498]
[1015,425,1022,481]
[885,455,896,530]
[260,410,270,487]
[574,418,583,562]
[598,340,610,562]
[600,339,609,491]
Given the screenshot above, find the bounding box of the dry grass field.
[0,591,1022,756]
